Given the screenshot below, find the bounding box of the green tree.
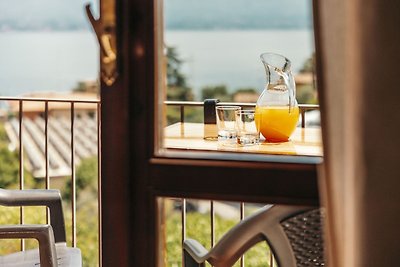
[72,80,99,94]
[299,53,315,73]
[0,122,19,188]
[166,46,194,101]
[64,156,98,201]
[297,84,317,104]
[201,84,232,101]
[297,53,318,104]
[166,46,200,124]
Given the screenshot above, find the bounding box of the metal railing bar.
[182,198,186,241]
[297,104,320,110]
[0,96,100,104]
[180,105,185,124]
[165,100,319,109]
[165,101,319,128]
[97,102,103,267]
[301,109,306,128]
[211,201,215,248]
[3,97,102,257]
[181,198,187,266]
[165,101,255,107]
[164,101,205,107]
[44,101,50,224]
[71,102,77,247]
[240,202,245,267]
[270,250,274,267]
[18,100,24,185]
[18,100,25,251]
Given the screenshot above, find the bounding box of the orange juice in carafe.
[256,53,299,142]
[255,106,299,142]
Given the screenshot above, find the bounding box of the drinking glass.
[215,106,241,145]
[236,110,260,146]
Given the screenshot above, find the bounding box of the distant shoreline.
[0,29,313,97]
[0,26,313,33]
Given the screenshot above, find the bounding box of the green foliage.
[0,204,98,267]
[63,156,99,266]
[201,85,232,102]
[0,122,36,189]
[297,84,318,104]
[0,206,47,254]
[167,86,194,101]
[165,46,200,124]
[76,156,98,190]
[166,46,194,101]
[72,81,99,94]
[0,126,100,265]
[166,106,203,125]
[299,53,315,73]
[0,154,99,265]
[0,122,19,188]
[297,53,318,104]
[64,156,98,201]
[167,47,188,88]
[75,202,99,266]
[0,146,19,188]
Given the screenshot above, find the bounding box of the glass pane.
[0,1,100,266]
[161,0,322,158]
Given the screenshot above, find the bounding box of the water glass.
[216,106,241,145]
[236,110,260,146]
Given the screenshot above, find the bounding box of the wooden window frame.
[100,0,322,266]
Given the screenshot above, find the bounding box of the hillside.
[165,0,312,30]
[0,0,312,31]
[0,0,97,31]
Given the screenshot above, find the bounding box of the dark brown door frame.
[100,0,320,266]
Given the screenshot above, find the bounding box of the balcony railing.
[0,96,101,265]
[165,101,320,128]
[174,198,277,267]
[0,97,320,266]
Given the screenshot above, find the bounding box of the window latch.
[86,3,118,86]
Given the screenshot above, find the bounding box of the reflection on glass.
[165,0,315,104]
[163,0,321,157]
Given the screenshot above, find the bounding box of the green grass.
[164,203,274,267]
[0,204,99,266]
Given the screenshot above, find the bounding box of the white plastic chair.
[0,189,82,267]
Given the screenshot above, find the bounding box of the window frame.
[100,0,322,266]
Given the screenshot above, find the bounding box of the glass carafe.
[256,53,299,142]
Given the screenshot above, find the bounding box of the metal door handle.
[101,34,116,64]
[86,3,118,86]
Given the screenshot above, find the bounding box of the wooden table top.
[164,122,323,157]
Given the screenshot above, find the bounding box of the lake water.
[0,31,99,96]
[0,30,314,98]
[165,30,314,97]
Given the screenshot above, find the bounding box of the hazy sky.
[0,0,98,30]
